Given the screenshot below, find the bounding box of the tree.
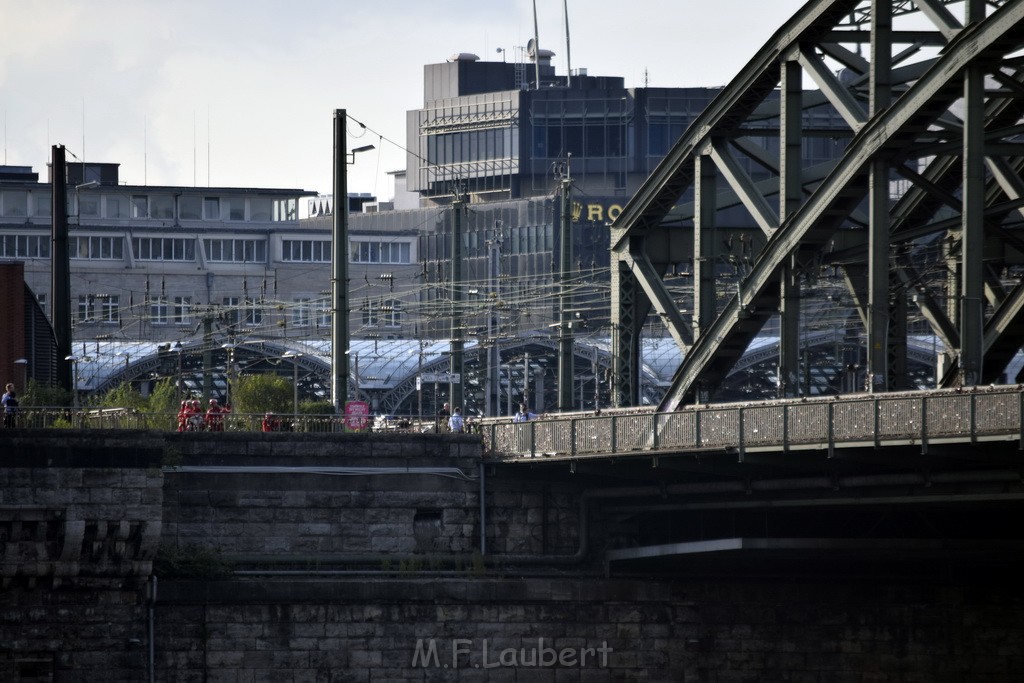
[98,382,148,411]
[230,373,292,415]
[146,378,180,416]
[21,378,72,407]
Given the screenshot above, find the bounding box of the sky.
[0,0,807,208]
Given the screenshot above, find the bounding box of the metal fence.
[7,387,1022,456]
[482,387,1024,459]
[0,409,411,434]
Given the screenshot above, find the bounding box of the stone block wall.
[161,433,588,565]
[0,431,163,681]
[3,430,1024,681]
[151,577,1024,682]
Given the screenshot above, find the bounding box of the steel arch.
[610,0,1024,411]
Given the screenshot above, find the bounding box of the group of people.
[261,412,294,432]
[434,401,539,433]
[176,398,230,432]
[436,402,465,433]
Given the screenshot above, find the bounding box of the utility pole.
[450,192,466,410]
[556,158,574,411]
[332,109,350,411]
[202,313,213,399]
[51,145,72,393]
[485,232,501,417]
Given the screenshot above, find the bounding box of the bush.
[22,378,72,407]
[230,373,292,414]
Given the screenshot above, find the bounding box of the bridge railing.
[481,386,1024,459]
[0,409,374,433]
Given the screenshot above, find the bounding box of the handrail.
[482,386,1024,459]
[6,386,1022,456]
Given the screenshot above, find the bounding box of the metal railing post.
[920,395,928,455]
[1019,390,1024,451]
[827,401,835,458]
[737,406,745,462]
[782,404,789,452]
[610,415,618,454]
[570,416,577,456]
[970,392,977,444]
[873,396,880,448]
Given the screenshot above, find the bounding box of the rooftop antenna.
[531,0,541,89]
[144,115,148,186]
[563,0,572,87]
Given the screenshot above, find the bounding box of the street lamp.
[173,342,184,400]
[221,343,236,407]
[408,344,424,423]
[64,355,80,411]
[282,352,302,417]
[349,144,375,161]
[13,358,28,394]
[117,351,131,389]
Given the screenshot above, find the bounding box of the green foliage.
[230,373,292,414]
[99,382,149,411]
[154,544,233,578]
[299,399,335,415]
[146,378,180,416]
[51,416,74,429]
[22,378,72,407]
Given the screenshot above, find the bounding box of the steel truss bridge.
[483,385,1024,574]
[610,0,1024,411]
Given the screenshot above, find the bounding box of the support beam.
[959,40,986,386]
[867,0,893,392]
[693,153,718,341]
[778,60,803,399]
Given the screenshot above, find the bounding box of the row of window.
[4,234,414,264]
[0,190,298,222]
[426,128,515,168]
[533,121,627,159]
[361,298,403,328]
[0,234,50,259]
[73,295,401,329]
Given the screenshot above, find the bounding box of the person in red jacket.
[184,400,203,431]
[262,412,281,432]
[205,398,226,432]
[176,400,189,432]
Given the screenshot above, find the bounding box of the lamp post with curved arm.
[64,355,80,411]
[283,352,302,418]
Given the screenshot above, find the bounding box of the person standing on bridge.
[448,407,465,433]
[2,383,19,429]
[513,403,537,423]
[436,402,451,433]
[205,398,226,432]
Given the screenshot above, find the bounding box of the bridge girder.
[609,0,1024,410]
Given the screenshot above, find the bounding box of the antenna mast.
[564,0,572,87]
[532,0,541,89]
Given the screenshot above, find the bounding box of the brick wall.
[0,261,26,391]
